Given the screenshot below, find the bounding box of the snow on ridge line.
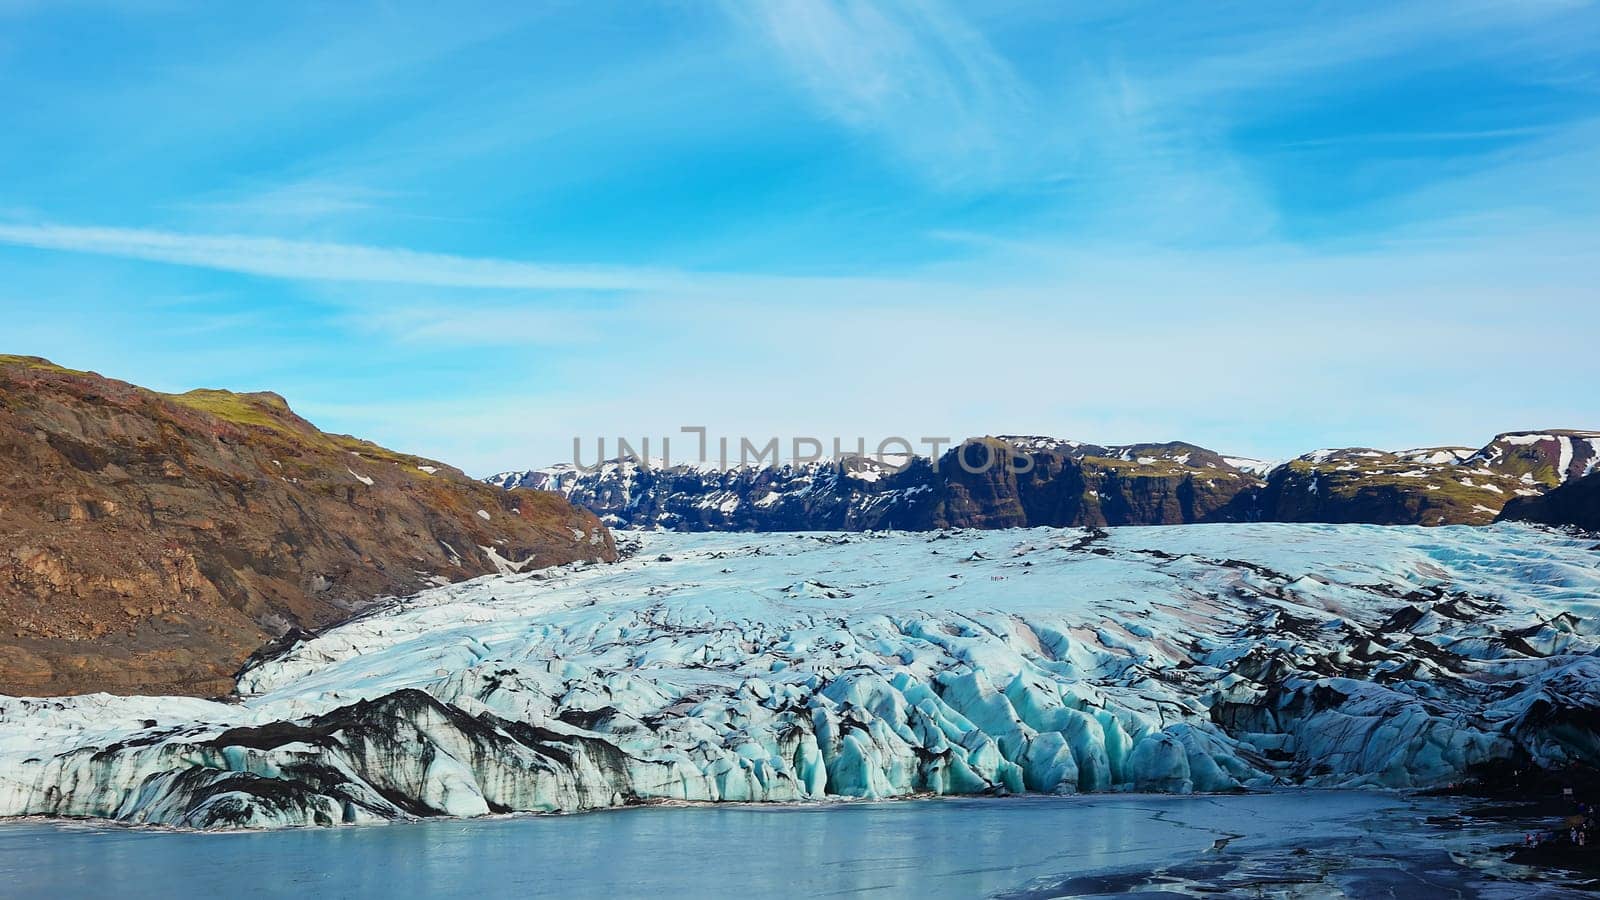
[3,524,1600,829]
[1222,456,1277,476]
[489,437,1259,488]
[493,430,1600,494]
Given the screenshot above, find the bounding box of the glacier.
[2,523,1599,829]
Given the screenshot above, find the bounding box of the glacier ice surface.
[3,523,1599,828]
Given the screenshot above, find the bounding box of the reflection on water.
[0,792,1520,899]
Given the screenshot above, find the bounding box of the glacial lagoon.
[0,790,1572,898]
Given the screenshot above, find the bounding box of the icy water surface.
[0,790,1581,898]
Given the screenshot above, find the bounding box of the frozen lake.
[0,790,1568,898]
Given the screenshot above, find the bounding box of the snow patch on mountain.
[1223,456,1277,476]
[1468,431,1600,483]
[1398,448,1476,466]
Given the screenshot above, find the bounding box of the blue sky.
[1,0,1597,474]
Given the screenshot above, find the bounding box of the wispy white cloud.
[723,0,1038,186]
[1370,116,1600,231]
[2,207,1594,475]
[718,0,1590,202]
[298,269,1600,474]
[1274,126,1558,149]
[0,219,1000,308]
[339,299,620,347]
[0,222,687,293]
[1146,0,1592,107]
[3,3,1596,477]
[177,180,396,220]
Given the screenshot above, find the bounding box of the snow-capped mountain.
[490,431,1600,530]
[3,524,1597,829]
[487,453,919,531]
[1259,430,1600,527]
[489,439,1270,531]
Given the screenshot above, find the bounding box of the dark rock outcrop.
[1499,471,1600,532]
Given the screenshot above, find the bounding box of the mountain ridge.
[490,429,1600,531]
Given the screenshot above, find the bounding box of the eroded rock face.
[0,355,615,696]
[3,525,1597,829]
[1500,471,1600,532]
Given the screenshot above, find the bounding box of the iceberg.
[3,523,1599,828]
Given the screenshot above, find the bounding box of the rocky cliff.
[492,431,1600,531]
[1499,470,1600,532]
[0,356,614,697]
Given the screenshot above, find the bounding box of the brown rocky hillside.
[0,355,615,697]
